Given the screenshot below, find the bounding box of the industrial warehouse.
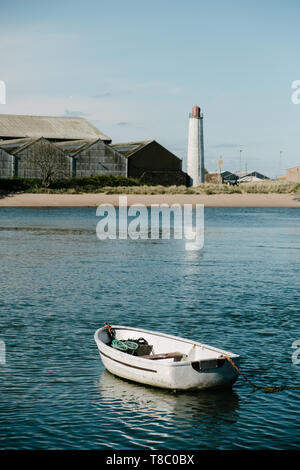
[0,113,188,185]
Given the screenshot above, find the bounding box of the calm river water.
[0,206,299,449]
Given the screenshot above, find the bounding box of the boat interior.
[98,326,224,363]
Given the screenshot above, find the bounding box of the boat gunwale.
[94,325,240,368]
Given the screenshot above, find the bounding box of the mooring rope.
[220,354,300,394]
[104,322,114,338]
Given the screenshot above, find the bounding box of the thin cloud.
[94,92,112,99]
[115,121,131,126]
[210,143,241,149]
[63,109,88,117]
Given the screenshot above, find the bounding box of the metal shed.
[111,140,188,185]
[55,139,127,177]
[0,137,70,179]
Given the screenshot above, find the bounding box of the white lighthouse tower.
[187,105,205,186]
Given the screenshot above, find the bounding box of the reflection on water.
[97,370,240,423]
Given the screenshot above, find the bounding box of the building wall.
[128,141,182,179]
[286,166,300,183]
[0,149,13,177]
[16,139,71,179]
[75,140,127,177]
[206,172,222,184]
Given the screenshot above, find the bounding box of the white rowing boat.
[94,324,240,391]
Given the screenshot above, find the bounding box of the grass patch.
[1,177,299,195]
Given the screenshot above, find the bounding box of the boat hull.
[94,325,240,391]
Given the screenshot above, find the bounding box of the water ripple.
[0,207,299,449]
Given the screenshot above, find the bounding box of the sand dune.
[0,192,300,207]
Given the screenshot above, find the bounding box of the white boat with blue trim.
[94,324,240,391]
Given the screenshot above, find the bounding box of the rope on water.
[220,354,300,394]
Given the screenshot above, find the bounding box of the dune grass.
[93,181,300,195]
[1,177,299,195]
[21,181,300,195]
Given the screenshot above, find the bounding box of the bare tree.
[27,140,70,186]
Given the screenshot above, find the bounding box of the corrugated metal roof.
[0,114,111,142]
[110,140,153,157]
[55,139,97,156]
[235,171,269,180]
[0,137,40,154]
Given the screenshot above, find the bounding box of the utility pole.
[239,149,243,173]
[217,156,223,183]
[238,149,243,182]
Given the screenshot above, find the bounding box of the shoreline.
[0,192,300,207]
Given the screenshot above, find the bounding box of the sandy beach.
[0,192,300,207]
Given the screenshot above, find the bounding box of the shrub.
[49,175,141,189]
[0,178,41,192]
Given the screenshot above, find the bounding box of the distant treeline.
[0,175,143,192]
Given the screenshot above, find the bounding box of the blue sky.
[1,0,300,177]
